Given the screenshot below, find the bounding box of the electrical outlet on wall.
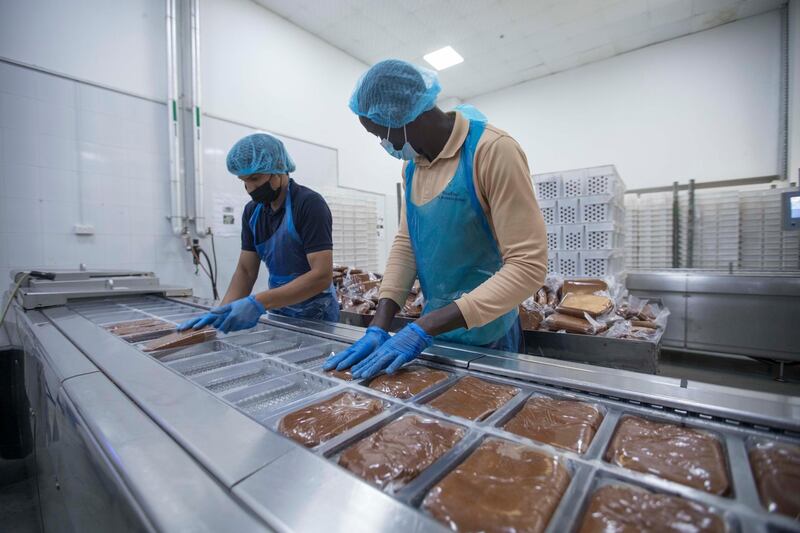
[73,224,95,235]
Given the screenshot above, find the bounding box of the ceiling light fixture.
[423,46,464,71]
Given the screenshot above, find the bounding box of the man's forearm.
[252,270,329,310]
[415,302,466,336]
[370,299,466,338]
[221,266,257,304]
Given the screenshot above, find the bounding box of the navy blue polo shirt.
[241,179,333,255]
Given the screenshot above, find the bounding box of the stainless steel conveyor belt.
[10,289,800,532]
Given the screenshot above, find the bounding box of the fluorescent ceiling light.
[423,46,464,71]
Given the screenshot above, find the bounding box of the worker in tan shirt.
[324,59,547,379]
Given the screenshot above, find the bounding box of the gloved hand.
[323,326,390,371]
[177,311,221,331]
[213,295,266,334]
[351,323,433,379]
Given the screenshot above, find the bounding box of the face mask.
[380,125,418,161]
[249,177,281,205]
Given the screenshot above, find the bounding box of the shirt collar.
[413,111,468,168]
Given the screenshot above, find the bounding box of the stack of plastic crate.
[533,165,626,278]
[623,195,638,270]
[323,190,380,272]
[689,190,739,270]
[629,192,673,269]
[739,188,800,270]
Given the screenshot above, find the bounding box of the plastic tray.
[191,358,298,394]
[224,371,336,422]
[167,349,260,377]
[278,341,350,369]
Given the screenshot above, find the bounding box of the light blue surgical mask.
[380,125,418,161]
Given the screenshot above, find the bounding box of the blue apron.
[248,181,340,322]
[405,118,521,351]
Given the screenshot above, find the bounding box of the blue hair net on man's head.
[226,133,296,176]
[349,59,441,128]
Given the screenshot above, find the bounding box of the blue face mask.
[380,125,418,161]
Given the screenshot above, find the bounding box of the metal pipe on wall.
[166,0,186,236]
[190,0,206,237]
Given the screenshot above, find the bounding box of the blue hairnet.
[349,59,441,128]
[226,133,296,176]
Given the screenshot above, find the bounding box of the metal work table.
[627,271,800,367]
[7,272,800,532]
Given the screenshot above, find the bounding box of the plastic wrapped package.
[104,318,173,337]
[142,327,215,352]
[338,414,465,491]
[367,365,449,399]
[605,416,730,495]
[557,293,613,318]
[427,376,520,421]
[748,439,800,518]
[277,391,384,447]
[561,278,608,296]
[544,312,608,335]
[519,297,545,331]
[578,484,726,533]
[503,395,604,454]
[401,290,425,318]
[423,438,571,533]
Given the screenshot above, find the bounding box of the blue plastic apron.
[248,181,339,322]
[404,119,520,351]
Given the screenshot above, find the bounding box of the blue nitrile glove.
[351,323,433,379]
[177,311,221,331]
[214,295,266,334]
[323,326,390,371]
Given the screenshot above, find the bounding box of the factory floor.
[0,459,40,533]
[659,349,800,396]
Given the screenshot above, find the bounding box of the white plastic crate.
[561,224,583,250]
[585,222,624,250]
[533,172,561,201]
[539,199,558,225]
[546,227,560,250]
[557,198,580,225]
[580,194,624,224]
[547,252,557,275]
[580,250,624,278]
[561,170,584,198]
[557,251,580,277]
[584,165,624,198]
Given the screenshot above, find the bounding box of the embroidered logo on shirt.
[440,191,465,202]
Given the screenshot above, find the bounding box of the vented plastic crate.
[585,222,625,250]
[533,172,561,201]
[539,199,558,225]
[561,170,585,198]
[580,250,624,278]
[557,198,580,225]
[557,251,580,277]
[580,194,624,224]
[561,224,583,250]
[546,227,560,250]
[584,166,624,198]
[547,253,557,275]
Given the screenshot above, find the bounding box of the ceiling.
[254,0,786,100]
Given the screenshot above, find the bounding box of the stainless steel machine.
[4,270,799,532]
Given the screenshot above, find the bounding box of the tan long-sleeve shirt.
[379,110,548,329]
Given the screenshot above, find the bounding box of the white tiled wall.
[0,61,204,295]
[0,61,384,301]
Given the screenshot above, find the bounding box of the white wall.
[0,0,166,100]
[200,0,402,198]
[789,0,800,183]
[0,0,400,298]
[468,11,783,190]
